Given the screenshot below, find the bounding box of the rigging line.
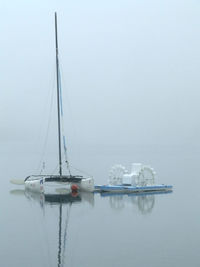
[51,158,70,176]
[59,59,79,153]
[36,76,56,173]
[51,157,86,177]
[58,63,71,176]
[58,57,74,121]
[50,156,70,174]
[70,164,93,178]
[33,66,56,172]
[58,65,67,143]
[51,163,59,175]
[59,62,80,172]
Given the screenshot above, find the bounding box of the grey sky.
[0,0,200,153]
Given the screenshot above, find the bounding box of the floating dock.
[94,184,173,193]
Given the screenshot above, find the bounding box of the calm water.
[1,145,200,267]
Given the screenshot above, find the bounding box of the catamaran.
[12,13,94,194]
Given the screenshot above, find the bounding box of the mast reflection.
[10,190,94,267]
[10,189,171,266]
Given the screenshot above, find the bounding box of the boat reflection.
[10,189,94,207]
[10,189,94,267]
[10,189,172,266]
[100,191,172,214]
[10,189,172,215]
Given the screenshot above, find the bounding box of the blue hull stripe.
[94,184,173,192]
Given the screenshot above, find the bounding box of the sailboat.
[23,13,94,194]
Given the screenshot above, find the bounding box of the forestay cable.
[58,63,71,175]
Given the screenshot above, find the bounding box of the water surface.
[1,145,199,267]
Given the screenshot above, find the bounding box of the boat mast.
[55,12,62,177]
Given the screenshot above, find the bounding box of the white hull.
[80,177,94,192]
[25,176,94,194]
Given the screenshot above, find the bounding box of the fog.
[1,3,200,266]
[0,0,200,160]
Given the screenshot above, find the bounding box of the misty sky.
[0,0,200,154]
